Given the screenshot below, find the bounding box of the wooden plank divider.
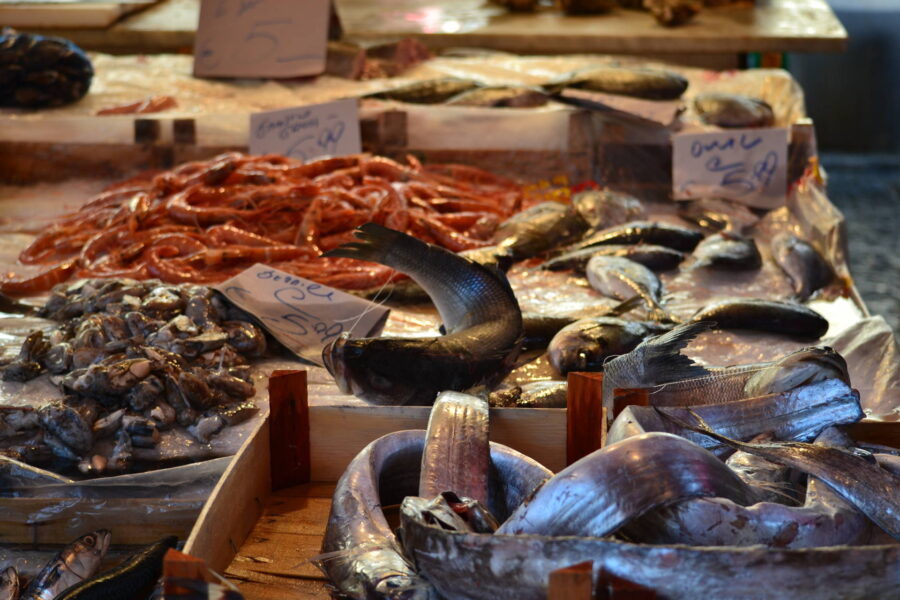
[612,388,650,423]
[566,372,606,464]
[597,570,656,600]
[548,561,593,600]
[268,370,311,490]
[845,421,900,450]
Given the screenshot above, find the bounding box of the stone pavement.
[822,153,900,334]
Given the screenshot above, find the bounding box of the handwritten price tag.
[215,263,390,365]
[249,98,361,161]
[193,0,330,79]
[672,128,789,209]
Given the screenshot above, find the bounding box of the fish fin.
[654,406,742,449]
[322,222,419,262]
[630,321,713,382]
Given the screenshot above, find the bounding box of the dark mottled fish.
[54,536,178,600]
[771,233,834,300]
[548,316,670,375]
[659,409,900,540]
[367,78,478,104]
[493,202,588,261]
[576,220,703,252]
[546,66,688,100]
[497,432,758,538]
[691,298,829,339]
[443,86,548,108]
[542,244,684,272]
[20,530,111,600]
[694,92,775,128]
[689,231,761,270]
[323,223,523,405]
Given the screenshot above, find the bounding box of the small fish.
[323,224,523,405]
[20,529,111,600]
[743,346,850,396]
[367,78,479,104]
[548,316,670,375]
[496,432,758,538]
[694,92,775,128]
[488,381,568,408]
[585,255,670,319]
[520,296,642,351]
[677,197,760,233]
[691,298,829,339]
[0,567,18,600]
[542,244,684,272]
[659,410,900,540]
[53,536,178,600]
[547,66,688,100]
[689,231,761,271]
[443,86,549,108]
[771,233,834,300]
[575,220,704,252]
[569,189,645,231]
[493,202,588,262]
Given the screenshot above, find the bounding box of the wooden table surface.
[26,0,847,57]
[225,483,335,600]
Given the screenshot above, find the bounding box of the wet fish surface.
[367,78,478,104]
[770,233,834,300]
[691,298,829,339]
[493,202,588,262]
[677,197,760,233]
[569,189,645,230]
[323,224,523,405]
[547,66,689,100]
[575,221,704,252]
[548,316,670,375]
[743,346,850,396]
[20,530,111,600]
[585,255,669,318]
[694,92,775,128]
[542,244,684,273]
[689,231,762,271]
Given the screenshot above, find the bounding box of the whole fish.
[691,298,829,339]
[689,231,761,270]
[400,502,900,600]
[575,221,704,252]
[20,529,111,600]
[585,255,669,318]
[367,78,478,104]
[743,346,850,396]
[443,86,548,108]
[488,381,568,408]
[497,432,758,538]
[546,66,688,100]
[542,244,684,272]
[322,224,523,405]
[54,536,178,600]
[520,296,642,351]
[547,316,670,375]
[493,202,588,262]
[0,568,17,600]
[419,392,490,505]
[607,379,864,457]
[677,197,760,233]
[659,410,900,540]
[693,92,775,128]
[569,189,645,231]
[771,233,834,300]
[320,429,552,600]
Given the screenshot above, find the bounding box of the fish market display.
[574,220,704,252]
[0,153,525,295]
[322,224,523,405]
[546,66,689,99]
[691,298,830,338]
[542,244,684,273]
[0,279,261,475]
[693,92,776,128]
[585,255,669,318]
[0,28,93,108]
[19,530,110,600]
[688,231,762,271]
[770,233,834,301]
[547,316,670,375]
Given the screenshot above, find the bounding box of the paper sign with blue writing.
[249,98,361,161]
[193,0,330,79]
[214,263,390,366]
[672,127,789,209]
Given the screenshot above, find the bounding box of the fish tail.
[322,223,414,262]
[633,321,713,382]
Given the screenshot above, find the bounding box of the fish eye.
[84,535,95,545]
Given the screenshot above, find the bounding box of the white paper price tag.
[193,0,330,79]
[215,263,390,365]
[249,98,361,161]
[672,127,789,209]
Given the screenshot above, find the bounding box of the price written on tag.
[672,127,789,209]
[214,263,390,366]
[249,98,361,161]
[193,0,330,79]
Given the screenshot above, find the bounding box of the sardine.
[323,224,523,405]
[569,189,645,231]
[771,233,834,300]
[659,410,900,540]
[542,244,684,273]
[53,536,178,600]
[547,66,689,100]
[0,567,18,600]
[694,92,775,129]
[488,381,568,408]
[743,346,850,396]
[689,231,761,271]
[493,202,588,262]
[419,392,490,505]
[575,220,704,252]
[320,430,552,600]
[20,529,111,600]
[585,255,669,318]
[547,316,670,375]
[443,86,548,108]
[368,78,479,104]
[691,298,829,339]
[607,379,864,456]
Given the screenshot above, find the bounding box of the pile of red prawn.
[1,152,527,295]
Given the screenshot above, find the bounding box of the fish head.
[372,574,433,600]
[65,529,111,579]
[323,334,422,404]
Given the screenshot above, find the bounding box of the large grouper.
[322,223,524,405]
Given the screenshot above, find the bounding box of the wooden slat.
[612,388,650,422]
[845,421,900,450]
[548,561,593,600]
[566,372,605,464]
[268,370,311,490]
